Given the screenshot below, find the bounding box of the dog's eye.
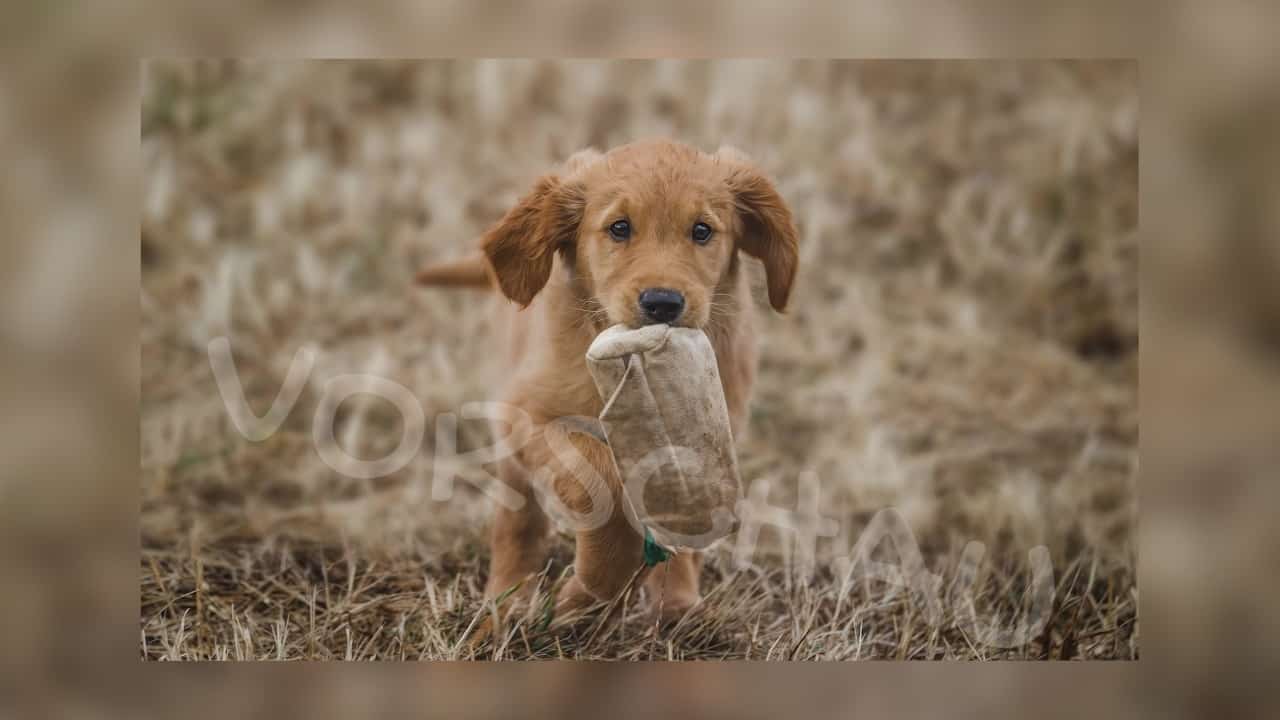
[691,222,713,245]
[608,219,631,241]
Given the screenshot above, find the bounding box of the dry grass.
[140,60,1138,660]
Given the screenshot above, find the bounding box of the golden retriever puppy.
[417,139,797,620]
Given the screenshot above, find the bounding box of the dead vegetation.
[141,60,1138,660]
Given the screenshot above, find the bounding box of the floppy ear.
[481,174,583,307]
[718,147,799,312]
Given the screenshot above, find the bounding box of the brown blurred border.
[9,0,1280,716]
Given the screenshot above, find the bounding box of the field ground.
[141,60,1137,660]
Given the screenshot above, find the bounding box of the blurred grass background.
[139,59,1137,660]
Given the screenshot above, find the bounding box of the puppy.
[417,139,797,620]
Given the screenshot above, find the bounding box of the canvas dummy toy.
[586,323,743,564]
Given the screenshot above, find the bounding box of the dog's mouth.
[619,314,704,331]
[600,296,708,331]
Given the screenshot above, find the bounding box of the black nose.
[638,288,686,324]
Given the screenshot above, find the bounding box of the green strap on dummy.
[643,527,670,567]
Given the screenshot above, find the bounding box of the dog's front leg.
[542,429,646,614]
[485,454,551,601]
[642,550,703,623]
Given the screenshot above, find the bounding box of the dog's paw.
[484,572,537,605]
[464,574,556,655]
[645,590,701,626]
[554,575,602,615]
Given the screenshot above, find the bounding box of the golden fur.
[416,139,798,619]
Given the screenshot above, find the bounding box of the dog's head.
[481,140,798,329]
